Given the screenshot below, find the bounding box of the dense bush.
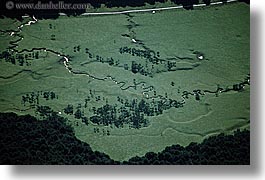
[0,112,249,165]
[124,129,250,165]
[0,112,118,164]
[0,0,249,20]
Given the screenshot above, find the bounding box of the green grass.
[0,2,249,161]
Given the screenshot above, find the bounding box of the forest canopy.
[0,0,249,20]
[0,112,250,165]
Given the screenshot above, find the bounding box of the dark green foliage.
[74,109,82,119]
[10,57,16,64]
[0,0,249,21]
[18,58,24,66]
[167,61,176,71]
[36,105,53,117]
[0,112,250,165]
[195,93,200,100]
[64,104,74,114]
[0,51,11,60]
[90,104,133,128]
[21,91,57,107]
[35,51,39,59]
[0,51,34,66]
[43,92,50,100]
[0,112,118,165]
[50,92,56,99]
[131,61,147,75]
[119,47,152,59]
[233,83,245,91]
[89,97,185,128]
[82,116,89,125]
[124,130,250,165]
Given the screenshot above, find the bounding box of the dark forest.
[0,0,249,20]
[0,112,250,165]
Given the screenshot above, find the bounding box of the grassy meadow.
[0,2,249,161]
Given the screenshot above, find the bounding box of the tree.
[10,57,15,65]
[82,117,89,125]
[90,115,101,124]
[74,109,82,119]
[50,92,56,99]
[131,61,139,74]
[35,52,39,59]
[64,105,73,115]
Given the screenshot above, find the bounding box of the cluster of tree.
[0,112,118,164]
[119,46,156,59]
[0,50,37,66]
[181,74,250,100]
[131,60,149,76]
[73,45,81,52]
[72,46,114,67]
[86,89,109,104]
[96,56,120,66]
[166,61,177,71]
[75,105,90,125]
[182,89,204,101]
[90,103,148,129]
[119,46,182,76]
[90,97,184,129]
[63,90,109,126]
[64,104,89,125]
[130,57,178,76]
[119,46,162,65]
[74,108,83,119]
[82,46,187,77]
[232,75,250,92]
[118,46,168,76]
[21,91,57,106]
[22,92,40,106]
[0,0,162,20]
[64,104,74,114]
[50,34,56,40]
[93,127,111,136]
[0,0,250,20]
[0,51,16,65]
[85,49,120,67]
[233,83,245,92]
[36,105,54,117]
[49,23,55,29]
[43,91,57,100]
[0,111,250,164]
[124,129,250,165]
[222,75,250,93]
[86,48,150,76]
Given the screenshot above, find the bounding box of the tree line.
[124,129,250,165]
[89,96,184,129]
[0,112,117,164]
[0,50,39,66]
[21,91,58,111]
[0,111,250,164]
[0,0,249,20]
